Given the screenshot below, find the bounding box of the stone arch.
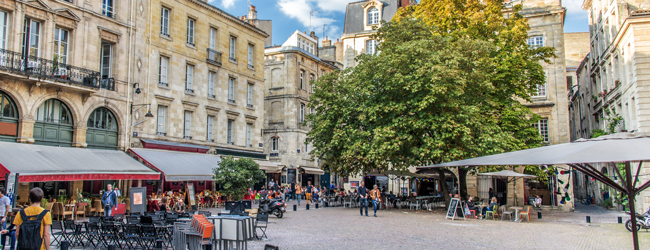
[30,93,81,126]
[83,101,124,132]
[0,85,27,120]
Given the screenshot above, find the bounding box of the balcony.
[228,99,236,104]
[247,104,253,108]
[0,49,112,91]
[206,48,222,66]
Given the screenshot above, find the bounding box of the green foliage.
[41,198,48,209]
[213,156,265,201]
[307,0,551,178]
[605,109,623,134]
[591,129,606,138]
[602,197,613,208]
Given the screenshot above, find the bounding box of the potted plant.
[602,197,613,209]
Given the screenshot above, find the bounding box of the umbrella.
[418,132,650,250]
[478,170,538,206]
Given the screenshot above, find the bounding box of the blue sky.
[210,0,590,46]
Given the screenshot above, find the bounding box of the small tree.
[213,156,265,201]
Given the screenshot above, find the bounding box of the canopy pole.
[633,161,643,189]
[625,161,639,250]
[572,164,626,193]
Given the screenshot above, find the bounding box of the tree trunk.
[436,168,451,208]
[459,167,468,200]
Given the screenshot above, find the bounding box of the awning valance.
[0,142,159,182]
[140,139,210,153]
[129,148,220,181]
[300,166,325,175]
[254,160,282,173]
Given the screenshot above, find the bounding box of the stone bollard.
[293,204,297,211]
[538,212,542,219]
[156,239,163,249]
[306,204,310,210]
[316,203,319,209]
[586,216,591,223]
[60,241,70,250]
[618,216,623,224]
[108,244,116,250]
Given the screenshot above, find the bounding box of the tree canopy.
[213,156,265,201]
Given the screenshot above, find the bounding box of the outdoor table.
[65,204,76,221]
[208,215,252,250]
[510,206,524,222]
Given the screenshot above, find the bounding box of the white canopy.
[478,170,537,178]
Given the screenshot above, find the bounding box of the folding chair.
[50,220,68,247]
[255,213,269,239]
[123,224,143,249]
[84,222,100,248]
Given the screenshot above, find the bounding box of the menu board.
[188,183,196,206]
[445,198,465,220]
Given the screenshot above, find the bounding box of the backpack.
[17,209,49,250]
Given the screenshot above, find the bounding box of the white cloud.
[315,0,358,13]
[222,0,238,9]
[563,0,588,20]
[278,0,337,30]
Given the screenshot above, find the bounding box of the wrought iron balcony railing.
[0,49,113,91]
[207,48,222,66]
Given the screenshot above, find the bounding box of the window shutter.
[207,116,213,141]
[184,111,191,137]
[229,78,234,100]
[209,29,216,49]
[208,72,215,96]
[160,57,168,83]
[186,65,193,89]
[246,124,251,147]
[157,106,166,133]
[248,45,253,65]
[247,84,252,105]
[230,37,235,58]
[227,120,233,143]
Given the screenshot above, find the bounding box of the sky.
[210,0,590,46]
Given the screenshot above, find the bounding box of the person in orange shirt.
[14,188,51,250]
[295,183,303,206]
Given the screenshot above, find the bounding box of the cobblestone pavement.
[248,200,650,250]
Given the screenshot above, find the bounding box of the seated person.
[534,195,542,208]
[465,197,479,218]
[159,197,168,212]
[173,198,185,213]
[481,197,499,218]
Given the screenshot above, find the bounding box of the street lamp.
[131,103,154,126]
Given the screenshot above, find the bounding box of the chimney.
[248,5,257,20]
[400,0,412,8]
[322,36,331,47]
[310,31,318,40]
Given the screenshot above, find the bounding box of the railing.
[228,99,236,104]
[247,104,253,108]
[270,153,279,157]
[206,48,222,66]
[0,49,112,90]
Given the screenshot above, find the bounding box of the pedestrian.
[14,187,52,250]
[358,181,368,216]
[290,180,296,200]
[102,184,117,216]
[295,183,302,206]
[0,188,11,232]
[370,185,381,217]
[305,181,313,205]
[0,208,18,250]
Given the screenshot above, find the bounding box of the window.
[300,70,305,89]
[566,75,573,90]
[101,43,112,80]
[246,123,251,147]
[527,36,543,47]
[207,115,214,142]
[228,78,235,103]
[35,99,72,124]
[367,7,379,25]
[159,57,168,86]
[271,137,278,151]
[184,111,192,139]
[309,74,314,92]
[53,28,68,74]
[87,107,117,130]
[300,103,305,123]
[22,19,40,59]
[161,8,170,36]
[0,91,17,119]
[187,19,195,46]
[157,106,166,135]
[209,28,217,50]
[0,11,6,50]
[247,84,253,108]
[533,83,546,97]
[185,64,194,93]
[227,119,234,144]
[298,37,314,54]
[208,71,216,98]
[305,141,308,153]
[229,36,236,61]
[103,0,114,18]
[533,118,549,142]
[248,44,254,68]
[366,40,378,55]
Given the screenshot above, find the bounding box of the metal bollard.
[618,216,623,224]
[306,204,310,210]
[293,204,297,211]
[316,203,319,209]
[538,212,542,219]
[586,216,591,223]
[156,239,163,249]
[60,241,70,250]
[108,244,116,250]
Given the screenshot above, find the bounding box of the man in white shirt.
[0,188,11,230]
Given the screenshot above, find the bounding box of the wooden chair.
[519,206,531,223]
[51,202,62,220]
[500,205,514,221]
[94,200,104,216]
[58,203,73,220]
[46,202,54,212]
[87,199,96,216]
[76,203,87,219]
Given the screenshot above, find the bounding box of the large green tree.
[213,156,265,201]
[307,0,555,202]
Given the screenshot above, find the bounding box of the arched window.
[0,91,18,119]
[367,7,379,25]
[87,107,118,131]
[35,99,73,125]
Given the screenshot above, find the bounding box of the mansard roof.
[343,0,399,34]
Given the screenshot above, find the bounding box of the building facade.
[263,30,340,188]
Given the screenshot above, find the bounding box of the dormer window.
[368,7,379,25]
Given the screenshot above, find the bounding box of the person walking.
[102,184,117,216]
[14,187,52,250]
[370,185,382,217]
[295,183,302,206]
[0,188,11,232]
[305,181,313,205]
[358,181,368,216]
[290,180,296,201]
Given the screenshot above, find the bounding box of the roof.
[0,142,159,182]
[343,0,401,34]
[129,148,220,181]
[140,139,210,153]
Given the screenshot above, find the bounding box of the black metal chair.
[140,215,154,225]
[126,215,140,224]
[122,223,143,250]
[165,212,178,225]
[197,211,211,217]
[49,220,68,247]
[89,216,101,224]
[254,213,269,239]
[63,220,85,247]
[98,223,122,249]
[140,224,158,250]
[85,222,101,248]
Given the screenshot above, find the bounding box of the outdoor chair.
[485,205,499,220]
[255,212,269,240]
[166,212,178,225]
[84,222,100,248]
[63,220,84,247]
[343,197,351,208]
[57,203,74,220]
[51,203,62,221]
[99,223,122,249]
[123,223,143,249]
[89,216,101,224]
[50,220,68,247]
[76,203,87,219]
[198,210,211,217]
[94,200,104,216]
[409,197,419,210]
[126,215,140,224]
[519,206,531,223]
[500,205,514,221]
[141,224,158,250]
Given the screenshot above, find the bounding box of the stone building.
[565,32,592,142]
[129,2,270,169]
[263,30,340,188]
[569,0,650,211]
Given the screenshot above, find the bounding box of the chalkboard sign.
[188,183,196,210]
[445,198,465,220]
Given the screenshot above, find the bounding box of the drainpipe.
[124,0,136,151]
